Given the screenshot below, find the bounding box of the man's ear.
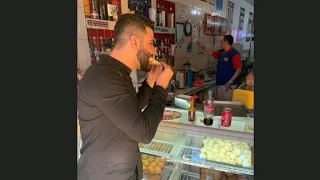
[129,35,140,51]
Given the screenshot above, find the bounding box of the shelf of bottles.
[153,0,176,66]
[82,0,122,64]
[82,0,177,65]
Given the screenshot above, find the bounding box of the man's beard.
[137,45,152,72]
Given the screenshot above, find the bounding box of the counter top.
[161,107,254,138]
[174,80,216,96]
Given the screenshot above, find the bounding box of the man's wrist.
[146,79,155,88]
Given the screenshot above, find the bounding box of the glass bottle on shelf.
[161,3,165,26]
[143,0,148,17]
[90,0,99,19]
[99,36,106,53]
[113,4,119,21]
[83,0,91,18]
[156,3,161,26]
[140,1,144,16]
[99,0,107,20]
[135,2,140,15]
[111,38,115,48]
[129,0,135,14]
[88,37,97,64]
[92,37,101,62]
[105,38,112,54]
[107,3,114,21]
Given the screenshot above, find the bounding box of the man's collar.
[99,54,132,76]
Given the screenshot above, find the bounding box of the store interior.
[77,0,254,179]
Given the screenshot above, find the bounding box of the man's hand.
[224,81,232,92]
[77,69,86,80]
[246,72,254,81]
[246,72,254,87]
[146,65,163,88]
[156,62,173,89]
[196,41,203,47]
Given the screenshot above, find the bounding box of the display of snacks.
[199,137,252,168]
[138,129,181,158]
[141,153,173,180]
[200,168,248,180]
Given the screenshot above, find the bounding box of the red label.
[188,111,195,122]
[206,104,215,113]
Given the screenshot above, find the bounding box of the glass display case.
[77,106,254,180]
[139,107,254,180]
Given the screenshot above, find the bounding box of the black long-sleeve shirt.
[77,54,167,180]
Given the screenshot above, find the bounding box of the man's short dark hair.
[113,14,154,47]
[223,35,234,45]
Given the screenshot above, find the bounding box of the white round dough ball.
[225,146,233,152]
[232,141,239,145]
[207,155,215,161]
[246,154,251,161]
[244,149,251,155]
[213,144,220,149]
[226,152,232,157]
[221,158,229,164]
[211,147,219,153]
[242,160,252,167]
[240,142,248,146]
[233,148,241,156]
[208,141,214,147]
[206,151,213,157]
[212,154,218,159]
[239,155,246,161]
[229,153,236,160]
[215,158,222,162]
[203,144,209,149]
[203,139,209,145]
[243,145,250,150]
[218,153,226,159]
[228,159,236,165]
[200,147,207,153]
[219,141,225,146]
[209,139,215,144]
[220,148,227,154]
[235,158,242,166]
[200,153,206,159]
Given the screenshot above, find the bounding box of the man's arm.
[136,80,153,110]
[230,54,242,83]
[203,46,220,60]
[197,42,220,59]
[90,75,167,144]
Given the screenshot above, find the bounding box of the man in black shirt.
[77,14,173,180]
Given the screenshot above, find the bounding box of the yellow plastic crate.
[232,89,254,109]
